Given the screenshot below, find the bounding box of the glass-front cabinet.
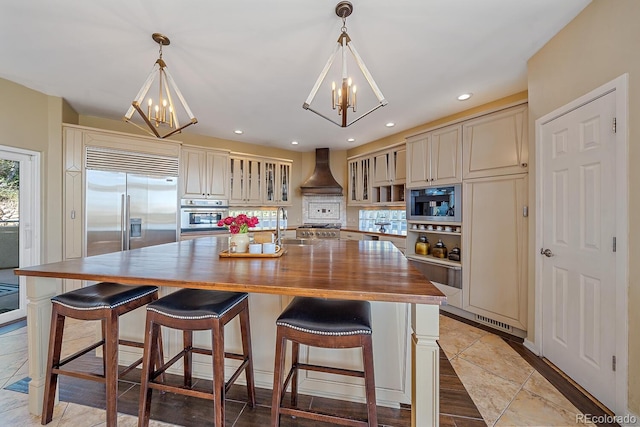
[347,156,371,205]
[263,160,291,206]
[229,155,262,206]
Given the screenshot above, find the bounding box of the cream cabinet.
[406,124,462,189]
[229,156,262,205]
[462,104,528,179]
[262,160,292,206]
[371,145,406,205]
[181,146,229,199]
[462,174,528,330]
[347,156,372,205]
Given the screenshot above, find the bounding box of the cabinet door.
[278,161,291,205]
[393,147,406,183]
[263,160,278,204]
[430,124,462,185]
[406,135,429,188]
[462,174,528,329]
[373,152,390,185]
[229,157,246,204]
[462,104,528,179]
[206,151,228,199]
[347,157,372,205]
[245,159,262,204]
[181,147,207,198]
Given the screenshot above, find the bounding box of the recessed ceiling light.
[291,141,299,145]
[234,130,243,135]
[385,122,395,128]
[457,93,472,101]
[347,138,355,142]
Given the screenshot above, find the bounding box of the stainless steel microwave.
[180,199,229,232]
[407,184,461,222]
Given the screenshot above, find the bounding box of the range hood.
[300,148,343,195]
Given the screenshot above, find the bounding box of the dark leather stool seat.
[271,297,377,427]
[42,282,159,426]
[138,289,255,427]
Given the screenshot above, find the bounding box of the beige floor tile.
[495,388,594,427]
[57,402,108,427]
[0,331,28,356]
[523,370,582,414]
[0,395,66,426]
[0,353,28,388]
[458,333,534,385]
[437,320,487,359]
[450,356,522,425]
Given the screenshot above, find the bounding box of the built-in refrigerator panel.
[86,170,127,256]
[126,174,178,250]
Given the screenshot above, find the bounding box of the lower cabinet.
[118,289,412,406]
[462,174,528,330]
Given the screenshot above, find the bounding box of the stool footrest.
[295,362,365,378]
[279,407,369,427]
[52,367,105,383]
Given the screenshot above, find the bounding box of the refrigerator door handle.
[125,195,131,250]
[120,194,126,251]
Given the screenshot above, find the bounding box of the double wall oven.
[180,199,229,233]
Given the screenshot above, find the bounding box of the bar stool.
[138,288,255,427]
[42,282,159,426]
[271,297,377,427]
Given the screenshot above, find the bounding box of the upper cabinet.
[229,155,263,206]
[406,124,462,188]
[347,156,372,205]
[370,145,406,205]
[462,104,528,179]
[181,146,229,199]
[263,160,292,206]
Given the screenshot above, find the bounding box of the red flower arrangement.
[217,214,259,234]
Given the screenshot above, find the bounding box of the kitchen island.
[15,237,445,426]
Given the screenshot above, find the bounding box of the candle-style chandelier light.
[124,33,197,139]
[303,1,387,127]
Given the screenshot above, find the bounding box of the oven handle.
[181,209,228,213]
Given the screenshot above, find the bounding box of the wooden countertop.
[16,237,444,305]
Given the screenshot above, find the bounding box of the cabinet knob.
[521,163,528,167]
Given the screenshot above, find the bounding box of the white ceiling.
[0,0,590,152]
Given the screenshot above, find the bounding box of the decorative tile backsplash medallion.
[302,195,346,226]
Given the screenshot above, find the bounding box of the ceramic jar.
[229,233,250,253]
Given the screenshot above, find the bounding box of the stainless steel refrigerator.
[86,170,178,256]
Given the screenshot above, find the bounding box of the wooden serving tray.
[219,246,285,258]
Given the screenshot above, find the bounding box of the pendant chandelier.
[124,33,197,139]
[303,1,387,128]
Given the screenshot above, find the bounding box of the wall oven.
[180,199,229,233]
[407,184,462,222]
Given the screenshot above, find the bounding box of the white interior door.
[0,145,40,325]
[540,91,617,410]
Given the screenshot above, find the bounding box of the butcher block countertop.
[16,237,444,305]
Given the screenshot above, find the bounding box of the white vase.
[229,233,250,253]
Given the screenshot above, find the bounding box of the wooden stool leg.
[212,319,225,427]
[104,311,119,427]
[270,329,287,427]
[41,307,65,425]
[183,330,193,388]
[138,316,158,427]
[362,336,378,427]
[291,341,300,407]
[239,303,256,407]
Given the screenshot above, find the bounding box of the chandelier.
[303,1,387,128]
[124,33,197,139]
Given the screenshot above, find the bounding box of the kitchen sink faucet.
[276,206,287,246]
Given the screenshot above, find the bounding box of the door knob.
[540,248,554,257]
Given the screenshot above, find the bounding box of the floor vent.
[475,315,512,332]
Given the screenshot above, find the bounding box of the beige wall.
[528,0,639,414]
[0,78,65,265]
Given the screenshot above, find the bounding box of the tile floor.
[0,314,597,426]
